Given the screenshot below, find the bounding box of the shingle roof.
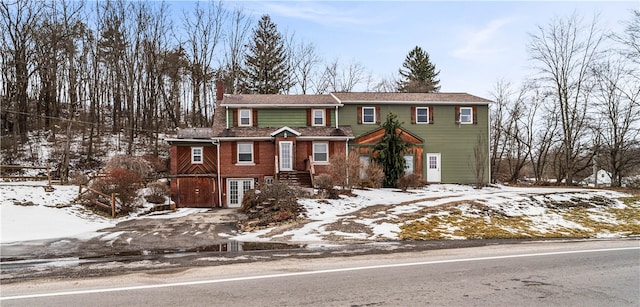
[213,125,354,139]
[331,92,493,104]
[221,94,339,107]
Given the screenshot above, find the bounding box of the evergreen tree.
[397,46,440,92]
[373,113,411,187]
[241,15,292,94]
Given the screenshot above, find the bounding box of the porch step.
[278,171,313,188]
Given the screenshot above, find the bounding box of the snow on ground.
[0,181,204,244]
[1,181,638,245]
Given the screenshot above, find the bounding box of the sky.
[215,0,638,98]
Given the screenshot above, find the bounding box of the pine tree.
[397,46,440,93]
[373,113,411,187]
[241,15,292,94]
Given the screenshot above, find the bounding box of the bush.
[397,173,424,192]
[90,167,142,213]
[329,151,360,191]
[359,162,384,188]
[145,181,170,204]
[314,173,339,199]
[238,181,305,229]
[104,155,151,182]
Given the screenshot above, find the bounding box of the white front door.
[227,179,254,208]
[426,153,441,183]
[279,141,293,171]
[404,155,414,175]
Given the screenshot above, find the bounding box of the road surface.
[1,239,638,306]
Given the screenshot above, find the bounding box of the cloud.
[260,2,379,27]
[452,17,518,60]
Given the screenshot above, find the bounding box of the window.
[313,142,328,163]
[237,143,253,163]
[459,107,473,124]
[312,109,325,126]
[239,109,252,126]
[416,107,429,124]
[362,107,375,124]
[191,147,203,164]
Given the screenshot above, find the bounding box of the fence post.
[78,182,82,198]
[46,163,51,186]
[111,193,116,218]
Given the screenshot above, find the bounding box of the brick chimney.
[216,80,224,102]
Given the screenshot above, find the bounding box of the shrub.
[314,173,339,199]
[328,151,360,191]
[90,167,142,213]
[360,162,384,188]
[397,173,424,192]
[238,181,305,229]
[145,181,170,204]
[104,155,151,182]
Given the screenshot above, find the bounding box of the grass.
[398,196,640,240]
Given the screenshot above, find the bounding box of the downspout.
[487,106,491,184]
[225,106,229,129]
[335,105,339,129]
[345,140,349,187]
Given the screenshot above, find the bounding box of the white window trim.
[416,107,429,124]
[239,109,252,127]
[191,147,203,164]
[237,142,254,164]
[312,142,329,164]
[362,107,376,124]
[312,109,325,126]
[459,107,473,124]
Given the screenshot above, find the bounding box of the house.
[167,84,492,208]
[580,169,613,187]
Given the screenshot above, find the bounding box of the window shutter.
[252,109,258,127]
[357,106,362,124]
[375,106,381,124]
[455,106,460,124]
[325,109,331,127]
[253,142,259,163]
[306,109,312,126]
[307,142,313,156]
[231,142,237,164]
[472,106,478,124]
[411,106,416,124]
[233,109,238,126]
[429,106,434,124]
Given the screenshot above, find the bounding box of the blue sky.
[221,1,638,97]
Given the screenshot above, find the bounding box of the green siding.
[258,109,307,127]
[342,104,490,184]
[227,108,336,128]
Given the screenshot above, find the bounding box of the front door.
[227,179,254,208]
[279,141,293,171]
[426,153,441,183]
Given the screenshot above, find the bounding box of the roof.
[177,128,213,139]
[213,125,354,139]
[331,92,493,104]
[221,94,340,107]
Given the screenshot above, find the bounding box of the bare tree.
[314,58,367,93]
[182,0,225,126]
[220,7,251,95]
[0,0,44,143]
[591,56,640,186]
[289,40,320,94]
[528,13,604,185]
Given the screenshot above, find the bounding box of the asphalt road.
[1,240,638,306]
